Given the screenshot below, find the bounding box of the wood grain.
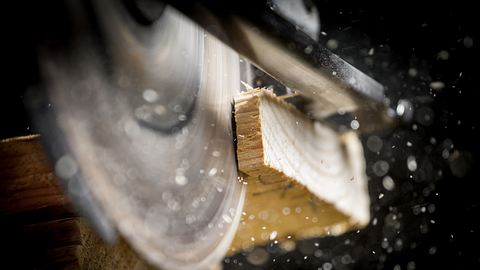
[230,89,370,253]
[0,135,150,269]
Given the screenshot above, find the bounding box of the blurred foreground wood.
[0,135,151,269]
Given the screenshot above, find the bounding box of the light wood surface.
[230,88,370,253]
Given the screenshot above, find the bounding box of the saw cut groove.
[231,88,370,252]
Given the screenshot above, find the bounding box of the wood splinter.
[230,88,370,253]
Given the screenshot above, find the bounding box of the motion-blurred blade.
[29,1,245,269]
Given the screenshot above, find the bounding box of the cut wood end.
[231,88,370,252]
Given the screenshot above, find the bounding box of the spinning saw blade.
[29,1,245,269]
[27,0,395,269]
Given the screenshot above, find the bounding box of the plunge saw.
[27,0,399,269]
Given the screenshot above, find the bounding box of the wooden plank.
[0,135,53,179]
[0,135,148,269]
[0,136,73,218]
[230,88,370,253]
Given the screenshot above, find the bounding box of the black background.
[2,0,479,269]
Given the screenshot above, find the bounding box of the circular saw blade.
[33,1,245,269]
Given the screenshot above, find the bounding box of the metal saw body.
[26,0,394,269]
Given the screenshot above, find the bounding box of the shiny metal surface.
[31,1,245,269]
[165,0,394,130]
[272,0,320,41]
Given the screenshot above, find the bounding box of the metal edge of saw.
[26,0,246,269]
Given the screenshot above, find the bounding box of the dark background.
[2,0,479,269]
